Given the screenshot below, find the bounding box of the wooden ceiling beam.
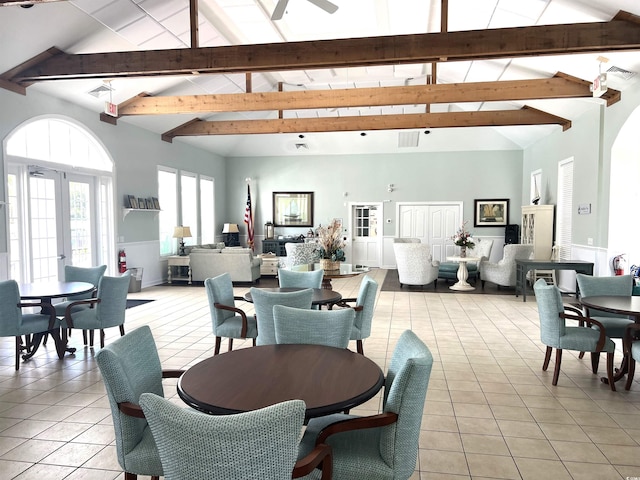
[6,11,640,83]
[161,107,570,139]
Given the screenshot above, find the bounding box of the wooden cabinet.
[262,238,304,256]
[259,253,279,276]
[521,205,554,260]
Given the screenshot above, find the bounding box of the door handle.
[58,254,66,260]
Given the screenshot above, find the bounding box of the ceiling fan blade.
[271,0,289,20]
[307,0,338,14]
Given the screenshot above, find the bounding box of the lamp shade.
[173,226,192,238]
[222,223,239,233]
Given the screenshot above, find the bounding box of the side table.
[446,256,480,291]
[167,255,192,284]
[259,253,279,276]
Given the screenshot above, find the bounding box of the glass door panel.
[68,177,94,267]
[29,172,63,282]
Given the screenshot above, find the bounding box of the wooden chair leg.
[357,340,364,355]
[578,352,585,359]
[214,336,221,355]
[252,338,256,346]
[606,352,616,392]
[100,329,106,348]
[82,330,88,345]
[89,330,95,347]
[626,355,636,391]
[542,346,552,371]
[124,472,137,480]
[552,349,562,385]
[228,338,234,352]
[590,352,600,374]
[15,337,20,371]
[119,325,125,337]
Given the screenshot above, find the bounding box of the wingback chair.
[205,273,257,355]
[393,242,439,289]
[439,238,494,283]
[480,244,533,288]
[331,274,378,354]
[298,329,433,479]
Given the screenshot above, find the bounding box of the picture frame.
[474,199,509,227]
[138,197,147,209]
[152,197,161,210]
[129,196,138,209]
[273,191,314,227]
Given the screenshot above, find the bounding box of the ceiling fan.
[271,0,338,20]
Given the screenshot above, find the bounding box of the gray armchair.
[480,244,533,288]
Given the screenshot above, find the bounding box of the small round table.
[446,256,480,291]
[177,344,385,421]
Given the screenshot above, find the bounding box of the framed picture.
[138,197,147,209]
[273,191,314,227]
[152,197,161,210]
[474,199,509,227]
[130,196,138,209]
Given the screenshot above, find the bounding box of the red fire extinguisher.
[118,249,127,273]
[613,254,626,276]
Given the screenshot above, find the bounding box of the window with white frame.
[556,158,574,260]
[181,172,198,246]
[158,168,177,256]
[200,177,215,244]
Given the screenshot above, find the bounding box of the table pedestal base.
[450,262,475,291]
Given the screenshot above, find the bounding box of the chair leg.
[124,472,137,480]
[82,330,88,345]
[542,346,552,371]
[590,352,600,374]
[606,352,616,392]
[481,280,485,289]
[626,355,636,391]
[228,338,233,352]
[100,329,106,348]
[252,338,256,346]
[89,330,95,347]
[552,349,562,385]
[578,352,585,359]
[119,325,125,337]
[357,340,364,355]
[14,337,20,371]
[214,336,221,355]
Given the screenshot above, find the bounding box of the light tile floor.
[2,269,640,479]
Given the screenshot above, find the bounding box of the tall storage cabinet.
[521,205,554,260]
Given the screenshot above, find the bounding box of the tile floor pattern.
[1,269,640,479]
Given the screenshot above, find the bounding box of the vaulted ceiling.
[2,0,640,157]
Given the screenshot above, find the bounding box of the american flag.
[244,184,254,250]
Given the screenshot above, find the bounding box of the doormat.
[126,299,155,309]
[381,269,514,295]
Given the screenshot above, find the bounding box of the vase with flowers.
[316,219,346,270]
[452,222,475,258]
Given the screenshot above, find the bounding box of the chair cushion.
[589,316,634,338]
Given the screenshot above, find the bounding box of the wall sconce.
[387,184,394,193]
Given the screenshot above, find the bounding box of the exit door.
[349,203,382,267]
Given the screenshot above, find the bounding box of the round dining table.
[177,344,385,420]
[243,287,342,306]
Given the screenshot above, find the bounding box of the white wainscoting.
[118,241,165,289]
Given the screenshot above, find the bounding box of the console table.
[515,259,594,302]
[262,237,304,256]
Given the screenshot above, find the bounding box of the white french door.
[348,203,382,267]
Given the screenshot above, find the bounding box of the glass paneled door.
[349,203,382,267]
[27,170,96,282]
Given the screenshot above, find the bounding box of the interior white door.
[349,203,382,267]
[398,203,461,262]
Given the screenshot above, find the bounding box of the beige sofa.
[189,246,262,283]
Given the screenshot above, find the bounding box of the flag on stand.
[244,184,254,250]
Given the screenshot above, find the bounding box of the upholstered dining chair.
[576,274,634,339]
[250,287,313,345]
[54,264,107,317]
[533,279,616,390]
[140,395,332,480]
[273,304,354,348]
[278,268,324,289]
[0,279,57,370]
[61,271,130,348]
[480,243,533,289]
[330,274,378,354]
[297,329,433,480]
[392,242,439,289]
[205,273,257,355]
[95,325,184,480]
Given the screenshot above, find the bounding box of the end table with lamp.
[222,223,240,247]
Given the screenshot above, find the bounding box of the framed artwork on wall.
[273,191,314,227]
[474,199,509,227]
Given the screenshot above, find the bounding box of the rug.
[380,269,515,295]
[126,299,155,309]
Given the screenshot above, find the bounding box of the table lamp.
[222,223,239,247]
[173,226,192,255]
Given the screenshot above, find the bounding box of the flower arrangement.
[316,219,346,261]
[452,222,475,249]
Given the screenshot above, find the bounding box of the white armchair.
[393,242,439,289]
[480,244,534,288]
[283,242,320,269]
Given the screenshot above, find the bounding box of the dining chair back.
[140,395,332,480]
[0,280,55,370]
[250,288,313,345]
[534,279,616,390]
[298,329,433,479]
[95,325,168,480]
[62,271,130,348]
[54,265,107,316]
[278,268,324,289]
[273,305,354,348]
[205,273,258,354]
[576,274,634,338]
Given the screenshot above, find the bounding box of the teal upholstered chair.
[205,273,257,355]
[332,275,378,354]
[139,395,332,480]
[576,274,634,339]
[278,268,324,289]
[251,287,313,345]
[0,280,56,370]
[298,329,433,480]
[54,265,107,316]
[61,271,130,348]
[95,325,184,480]
[273,304,355,348]
[533,279,616,390]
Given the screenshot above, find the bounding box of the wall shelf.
[122,208,161,220]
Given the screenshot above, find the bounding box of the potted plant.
[316,219,345,270]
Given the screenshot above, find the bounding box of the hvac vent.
[606,66,636,81]
[398,131,419,148]
[295,143,309,150]
[87,84,114,98]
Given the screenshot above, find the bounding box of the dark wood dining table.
[177,344,385,421]
[243,287,342,306]
[19,281,94,360]
[579,295,640,385]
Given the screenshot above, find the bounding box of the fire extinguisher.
[118,249,127,273]
[613,254,626,276]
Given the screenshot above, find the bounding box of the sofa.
[188,246,262,283]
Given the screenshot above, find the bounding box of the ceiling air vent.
[398,131,419,148]
[606,66,636,81]
[295,143,309,150]
[87,83,114,98]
